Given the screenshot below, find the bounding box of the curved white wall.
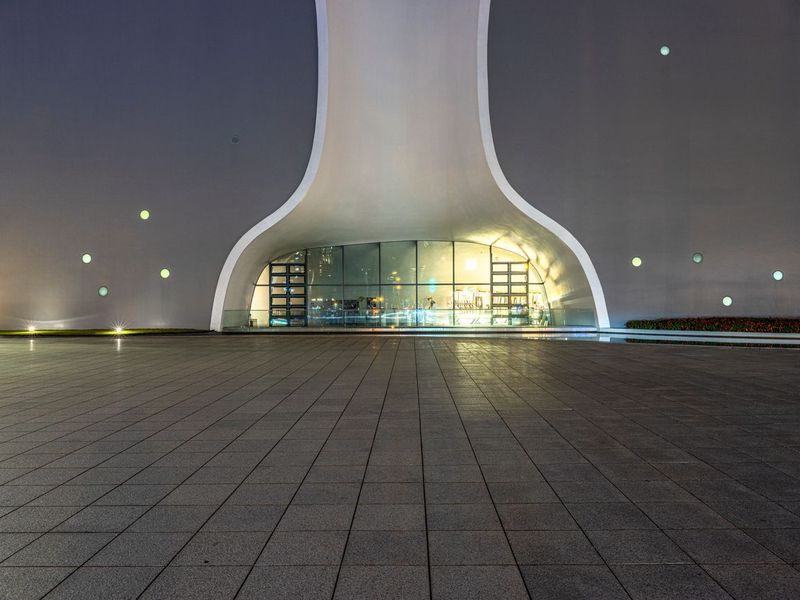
[210,0,609,330]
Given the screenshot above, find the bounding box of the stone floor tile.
[429,531,514,565]
[87,532,192,566]
[744,528,800,562]
[0,567,72,600]
[343,531,427,565]
[258,530,348,565]
[496,503,578,531]
[53,506,148,533]
[238,565,338,600]
[507,530,602,565]
[431,566,528,600]
[567,502,656,530]
[335,565,430,599]
[172,531,266,566]
[352,501,422,529]
[129,505,216,533]
[293,482,361,505]
[426,504,501,530]
[637,502,733,529]
[226,483,297,505]
[425,482,491,504]
[612,564,733,600]
[0,507,80,532]
[277,504,354,531]
[202,505,283,532]
[359,482,424,504]
[2,532,114,566]
[665,528,782,564]
[520,565,629,599]
[43,566,159,599]
[139,566,249,600]
[586,530,692,564]
[702,564,800,600]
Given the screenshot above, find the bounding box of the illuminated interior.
[248,241,550,328]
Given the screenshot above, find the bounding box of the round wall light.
[722,296,733,307]
[660,45,671,56]
[160,268,171,279]
[81,253,92,264]
[773,270,784,281]
[631,256,643,267]
[98,286,109,297]
[692,253,703,264]
[139,209,150,221]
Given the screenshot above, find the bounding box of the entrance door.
[491,261,529,325]
[269,263,307,326]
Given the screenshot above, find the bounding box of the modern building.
[1,0,798,331]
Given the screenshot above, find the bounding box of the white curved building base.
[210,0,609,331]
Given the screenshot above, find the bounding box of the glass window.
[454,242,490,283]
[381,241,417,285]
[344,243,380,285]
[307,285,343,326]
[381,285,416,311]
[307,246,343,285]
[418,241,453,285]
[491,246,527,263]
[273,250,306,264]
[417,284,453,310]
[381,285,417,326]
[251,286,269,311]
[343,286,381,312]
[453,284,490,310]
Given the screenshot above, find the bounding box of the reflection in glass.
[381,285,417,326]
[307,246,343,285]
[418,241,453,284]
[344,243,380,285]
[455,242,490,282]
[380,241,417,285]
[343,285,382,325]
[308,285,343,326]
[273,250,306,264]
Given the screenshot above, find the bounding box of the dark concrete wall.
[489,0,800,325]
[1,0,798,329]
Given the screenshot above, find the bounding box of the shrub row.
[625,317,800,334]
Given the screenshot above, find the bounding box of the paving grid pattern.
[0,335,799,599]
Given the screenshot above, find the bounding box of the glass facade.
[249,241,550,328]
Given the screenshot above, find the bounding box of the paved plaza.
[0,335,799,599]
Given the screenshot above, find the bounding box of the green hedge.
[625,318,800,334]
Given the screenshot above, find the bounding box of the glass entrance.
[249,241,551,328]
[269,260,307,327]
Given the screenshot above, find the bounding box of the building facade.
[1,0,798,331]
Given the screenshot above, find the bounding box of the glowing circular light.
[660,45,671,56]
[773,270,784,281]
[465,259,477,271]
[98,286,109,297]
[631,256,643,267]
[139,209,150,221]
[114,326,123,333]
[81,253,92,264]
[692,253,703,264]
[722,296,733,307]
[160,268,170,279]
[27,325,36,333]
